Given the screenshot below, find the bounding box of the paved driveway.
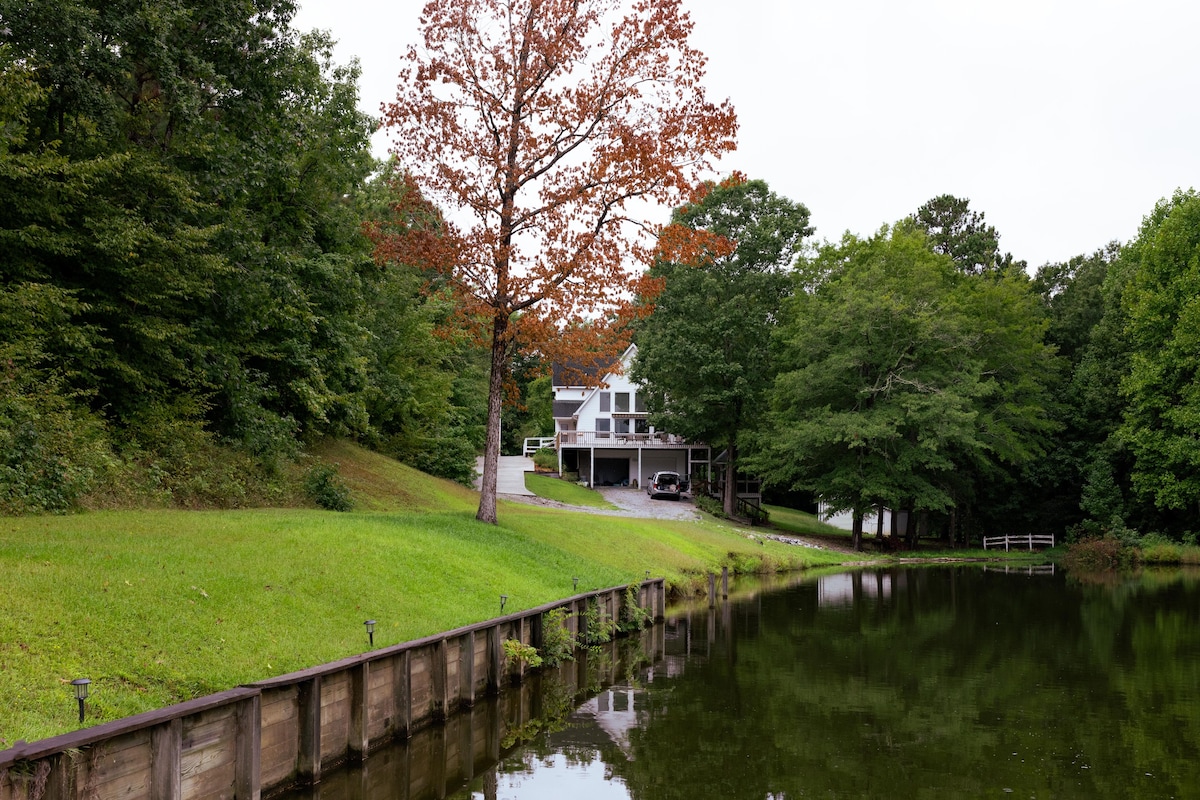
[474,455,534,496]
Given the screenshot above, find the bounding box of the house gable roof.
[551,345,635,389]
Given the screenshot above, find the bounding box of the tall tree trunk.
[875,503,885,540]
[477,313,510,524]
[852,509,863,551]
[907,510,925,549]
[723,439,737,517]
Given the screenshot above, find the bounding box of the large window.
[615,392,630,413]
[635,393,647,413]
[596,418,610,438]
[615,418,631,435]
[599,392,611,412]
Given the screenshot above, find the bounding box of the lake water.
[280,566,1200,799]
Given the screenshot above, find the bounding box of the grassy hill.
[0,441,850,746]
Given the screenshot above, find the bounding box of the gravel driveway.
[593,486,703,521]
[504,482,702,521]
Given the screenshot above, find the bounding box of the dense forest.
[0,0,497,512]
[635,184,1200,545]
[2,1,1197,545]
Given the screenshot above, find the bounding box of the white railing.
[557,431,691,448]
[982,534,1056,551]
[523,437,556,456]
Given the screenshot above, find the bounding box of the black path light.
[499,594,508,615]
[573,576,579,592]
[71,678,91,724]
[645,570,650,582]
[364,619,376,648]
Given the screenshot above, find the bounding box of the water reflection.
[280,567,1200,800]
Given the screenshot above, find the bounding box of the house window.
[599,392,610,412]
[634,393,646,413]
[615,392,630,412]
[615,419,631,434]
[596,418,610,438]
[635,418,650,434]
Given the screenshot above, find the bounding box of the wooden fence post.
[461,631,477,708]
[393,651,411,740]
[234,694,261,800]
[349,662,369,760]
[486,624,503,694]
[432,640,449,721]
[297,677,322,785]
[151,719,182,800]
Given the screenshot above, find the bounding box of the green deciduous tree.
[631,176,811,516]
[1,0,378,459]
[1017,243,1123,533]
[1117,190,1200,518]
[753,226,1055,549]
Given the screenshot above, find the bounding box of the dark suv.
[646,471,682,500]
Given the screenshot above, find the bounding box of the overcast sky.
[293,0,1200,269]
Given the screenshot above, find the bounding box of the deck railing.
[557,431,692,448]
[522,437,556,456]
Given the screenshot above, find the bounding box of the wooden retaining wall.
[0,581,665,800]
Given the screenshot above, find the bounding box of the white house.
[551,344,710,488]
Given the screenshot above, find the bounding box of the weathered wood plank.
[431,640,448,722]
[348,663,368,760]
[366,659,393,742]
[392,651,411,741]
[460,631,476,708]
[234,697,260,800]
[150,719,181,800]
[258,689,296,729]
[257,687,298,790]
[295,678,321,786]
[181,707,236,753]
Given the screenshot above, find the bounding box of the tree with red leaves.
[377,0,737,523]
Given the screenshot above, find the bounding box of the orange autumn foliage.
[375,0,738,522]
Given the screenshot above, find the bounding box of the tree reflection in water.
[282,567,1200,800]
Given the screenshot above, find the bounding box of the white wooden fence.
[982,534,1056,551]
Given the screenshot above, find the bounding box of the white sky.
[293,0,1200,269]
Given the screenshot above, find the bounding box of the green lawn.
[524,473,618,509]
[765,504,852,538]
[0,444,852,745]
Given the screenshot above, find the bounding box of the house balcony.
[557,431,693,449]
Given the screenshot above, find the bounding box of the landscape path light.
[71,678,91,724]
[364,619,376,648]
[500,594,508,615]
[573,576,579,592]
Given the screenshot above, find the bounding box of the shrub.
[1063,536,1132,571]
[582,597,617,646]
[304,463,353,511]
[540,607,576,666]
[694,493,726,518]
[531,447,558,471]
[617,584,651,633]
[502,638,542,669]
[0,380,110,514]
[1139,542,1184,565]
